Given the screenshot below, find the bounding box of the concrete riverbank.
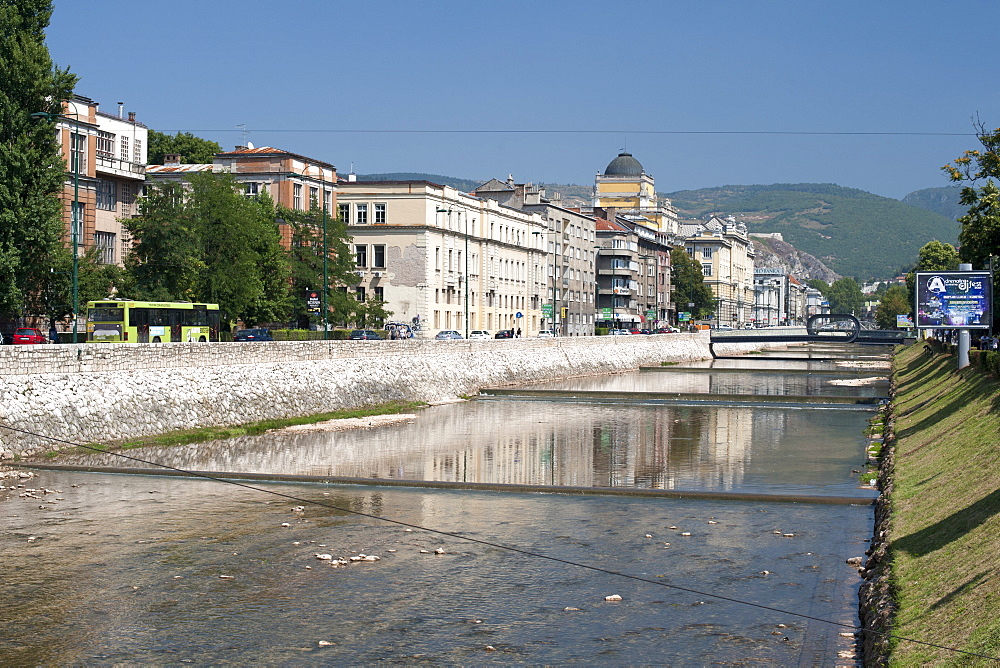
[0,333,768,459]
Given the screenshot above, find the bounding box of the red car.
[12,327,46,344]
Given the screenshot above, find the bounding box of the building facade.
[592,151,680,235]
[337,180,548,337]
[51,95,147,268]
[680,216,756,327]
[475,177,599,336]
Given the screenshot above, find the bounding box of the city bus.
[86,300,221,343]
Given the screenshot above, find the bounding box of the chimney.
[117,102,124,118]
[164,154,181,165]
[128,111,136,123]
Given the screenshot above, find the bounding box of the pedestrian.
[516,327,521,338]
[49,324,59,344]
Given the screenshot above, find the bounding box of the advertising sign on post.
[305,290,321,313]
[914,271,992,329]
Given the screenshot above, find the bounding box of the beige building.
[680,216,756,326]
[592,151,680,235]
[50,95,147,267]
[337,180,548,337]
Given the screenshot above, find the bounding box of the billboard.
[914,271,992,329]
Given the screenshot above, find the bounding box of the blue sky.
[46,0,998,200]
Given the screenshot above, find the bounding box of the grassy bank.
[888,343,1000,664]
[39,400,426,459]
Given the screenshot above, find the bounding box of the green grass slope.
[888,344,1000,665]
[664,184,958,280]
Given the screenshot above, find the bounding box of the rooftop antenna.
[237,123,247,146]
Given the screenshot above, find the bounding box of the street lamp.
[31,108,82,343]
[437,207,469,339]
[533,230,558,334]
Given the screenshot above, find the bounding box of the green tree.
[0,0,77,323]
[944,121,1000,270]
[806,279,829,295]
[280,204,357,329]
[670,247,714,320]
[147,130,221,165]
[124,173,292,327]
[825,277,864,315]
[874,284,910,329]
[905,240,960,305]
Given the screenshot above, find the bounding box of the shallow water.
[1,471,869,665]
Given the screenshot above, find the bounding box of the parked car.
[434,330,463,340]
[744,323,755,329]
[468,330,491,340]
[537,329,554,338]
[12,327,46,344]
[655,326,679,334]
[609,329,631,336]
[638,329,653,335]
[712,324,734,331]
[628,328,642,335]
[494,329,514,339]
[233,328,274,342]
[349,329,382,340]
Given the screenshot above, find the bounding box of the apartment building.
[50,95,147,267]
[680,216,756,326]
[336,179,548,337]
[147,145,337,248]
[594,215,673,329]
[475,177,599,336]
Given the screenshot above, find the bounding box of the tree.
[281,204,356,329]
[147,130,221,165]
[0,0,77,323]
[825,277,864,315]
[670,247,714,320]
[124,173,292,327]
[944,120,1000,270]
[905,240,960,306]
[806,279,829,294]
[874,284,910,329]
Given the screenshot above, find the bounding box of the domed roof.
[603,151,644,176]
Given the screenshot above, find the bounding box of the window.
[96,131,114,161]
[293,183,302,210]
[71,132,87,173]
[120,183,134,217]
[133,138,142,164]
[338,203,349,221]
[702,247,713,259]
[356,286,366,302]
[374,286,384,301]
[356,203,368,224]
[702,263,713,277]
[244,182,260,196]
[309,187,318,208]
[355,244,367,267]
[323,189,332,213]
[119,136,129,163]
[71,202,84,241]
[96,179,117,211]
[373,244,385,268]
[374,203,386,224]
[93,231,115,265]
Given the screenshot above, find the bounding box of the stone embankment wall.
[0,333,762,460]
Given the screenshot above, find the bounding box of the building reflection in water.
[61,398,868,495]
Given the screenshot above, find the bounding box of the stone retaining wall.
[0,333,763,459]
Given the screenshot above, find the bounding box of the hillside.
[901,185,966,221]
[663,184,958,280]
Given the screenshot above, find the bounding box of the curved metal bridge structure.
[709,314,915,358]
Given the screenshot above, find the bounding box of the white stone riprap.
[0,333,769,459]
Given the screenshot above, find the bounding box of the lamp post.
[533,230,558,334]
[436,207,468,338]
[31,109,82,343]
[322,189,329,339]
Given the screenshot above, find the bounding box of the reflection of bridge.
[709,314,915,356]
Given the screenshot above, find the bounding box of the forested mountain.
[662,184,958,280]
[901,185,965,221]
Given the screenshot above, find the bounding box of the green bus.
[86,300,221,343]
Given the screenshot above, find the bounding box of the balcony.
[96,154,146,180]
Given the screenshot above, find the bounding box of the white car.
[537,329,555,338]
[609,329,631,336]
[468,330,491,340]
